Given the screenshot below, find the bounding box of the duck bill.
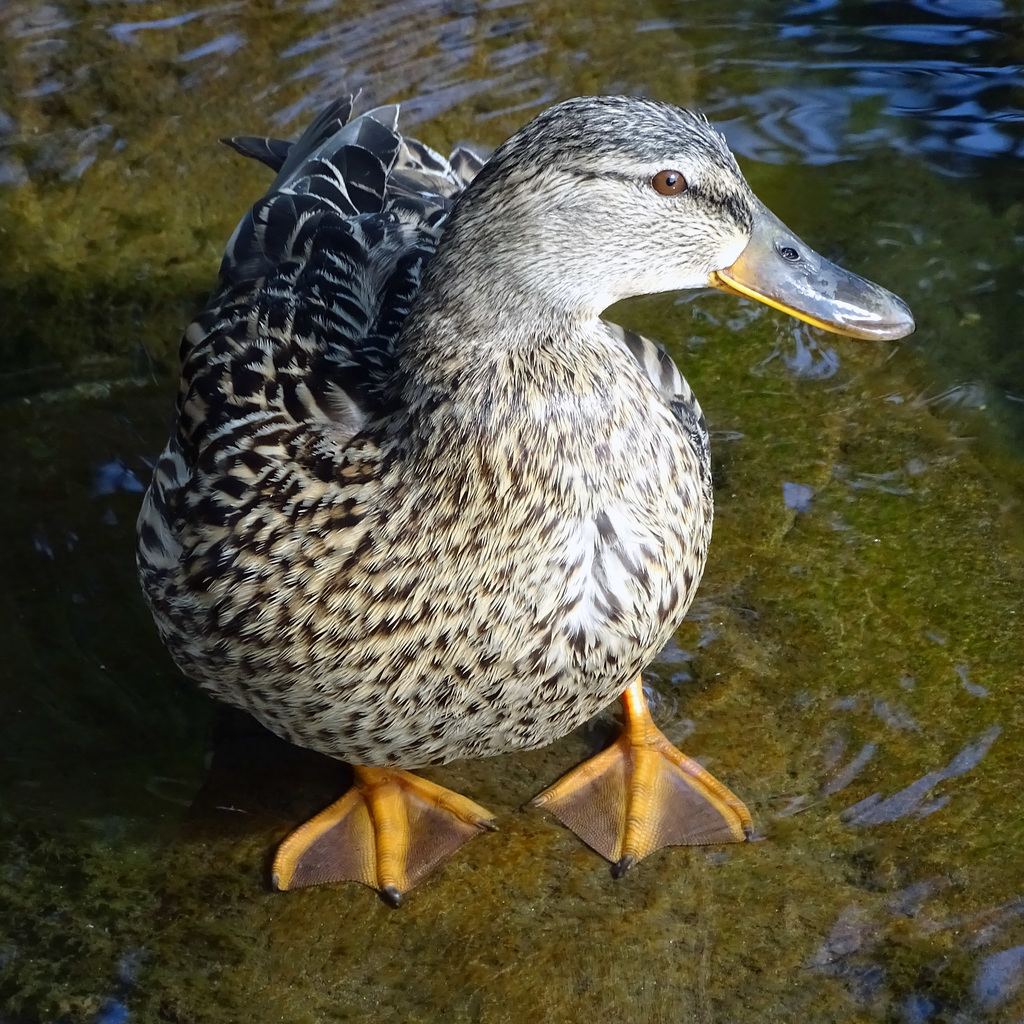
[708,202,915,341]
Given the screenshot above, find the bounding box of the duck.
[137,94,914,906]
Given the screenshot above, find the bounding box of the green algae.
[5,252,1024,1024]
[3,0,1024,1021]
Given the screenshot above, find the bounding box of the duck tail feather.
[221,135,294,173]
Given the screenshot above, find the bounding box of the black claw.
[480,819,499,832]
[380,885,404,908]
[743,825,753,841]
[611,854,635,879]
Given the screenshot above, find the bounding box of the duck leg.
[272,766,496,905]
[531,676,751,876]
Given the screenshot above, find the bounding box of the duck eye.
[651,169,687,196]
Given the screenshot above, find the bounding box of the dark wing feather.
[219,97,360,175]
[265,96,357,187]
[138,97,489,647]
[221,135,294,172]
[173,99,486,460]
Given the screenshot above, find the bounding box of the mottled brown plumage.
[138,95,913,900]
[138,96,726,762]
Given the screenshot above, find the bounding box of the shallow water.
[2,1,1024,1022]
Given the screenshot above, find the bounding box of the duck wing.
[139,100,485,579]
[174,98,486,458]
[604,322,711,474]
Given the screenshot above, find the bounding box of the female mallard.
[138,95,913,905]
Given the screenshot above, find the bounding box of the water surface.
[2,1,1024,1021]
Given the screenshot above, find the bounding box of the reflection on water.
[272,0,555,127]
[4,1,1024,175]
[841,724,1001,825]
[626,0,1024,174]
[2,0,1024,1022]
[811,883,1024,1017]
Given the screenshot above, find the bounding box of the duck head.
[426,95,914,340]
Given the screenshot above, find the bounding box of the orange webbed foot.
[531,676,751,875]
[272,766,496,905]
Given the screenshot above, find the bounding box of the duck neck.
[408,155,636,345]
[397,258,587,390]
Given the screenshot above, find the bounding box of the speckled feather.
[137,96,749,769]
